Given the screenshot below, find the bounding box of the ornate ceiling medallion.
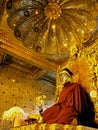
[44,2,61,19]
[6,0,97,54]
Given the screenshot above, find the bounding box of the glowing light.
[90,89,97,98]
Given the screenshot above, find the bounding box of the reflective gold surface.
[45,3,61,19]
[6,0,97,54]
[10,124,98,130]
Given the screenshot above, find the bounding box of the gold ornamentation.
[56,40,98,100]
[6,0,97,54]
[44,3,61,19]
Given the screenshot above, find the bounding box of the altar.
[10,124,98,130]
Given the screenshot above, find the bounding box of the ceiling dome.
[6,0,97,54]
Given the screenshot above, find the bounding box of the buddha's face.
[59,70,71,84]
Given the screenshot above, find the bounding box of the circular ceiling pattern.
[6,0,97,54]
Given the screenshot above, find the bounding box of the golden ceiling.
[5,0,98,54]
[0,0,98,85]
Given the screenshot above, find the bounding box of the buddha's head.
[59,68,73,84]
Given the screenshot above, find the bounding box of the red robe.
[42,82,90,124]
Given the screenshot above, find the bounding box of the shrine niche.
[55,38,98,103]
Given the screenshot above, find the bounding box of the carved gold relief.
[6,0,97,54]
